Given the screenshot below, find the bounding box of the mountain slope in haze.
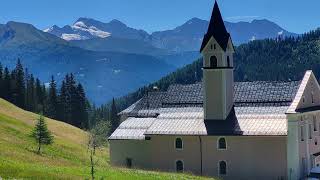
[70,36,169,56]
[151,18,297,51]
[0,98,212,179]
[0,21,175,105]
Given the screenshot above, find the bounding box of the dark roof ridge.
[167,80,301,87]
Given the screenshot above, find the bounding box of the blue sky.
[0,0,319,34]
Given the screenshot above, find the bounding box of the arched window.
[176,160,184,172]
[227,56,230,67]
[210,56,218,68]
[175,138,183,150]
[126,158,132,168]
[218,137,226,149]
[219,161,227,175]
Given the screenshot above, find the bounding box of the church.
[109,1,320,179]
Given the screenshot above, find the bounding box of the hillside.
[0,98,213,179]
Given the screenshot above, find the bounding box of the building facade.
[109,2,320,179]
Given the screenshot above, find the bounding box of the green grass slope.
[0,98,213,180]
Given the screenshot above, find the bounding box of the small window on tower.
[214,44,216,49]
[211,44,213,50]
[312,92,315,104]
[210,56,218,68]
[227,56,230,67]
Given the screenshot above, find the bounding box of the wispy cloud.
[226,16,260,22]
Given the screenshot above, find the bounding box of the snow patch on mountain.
[113,69,121,74]
[43,27,51,32]
[250,35,256,41]
[44,20,111,41]
[278,31,284,35]
[61,33,86,41]
[72,21,111,39]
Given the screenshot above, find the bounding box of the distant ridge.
[45,17,298,51]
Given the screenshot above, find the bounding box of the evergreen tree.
[87,103,97,129]
[110,98,120,134]
[31,114,54,154]
[46,76,58,119]
[58,80,68,122]
[25,71,36,111]
[0,63,3,98]
[41,84,48,114]
[69,73,78,126]
[3,67,11,101]
[13,59,25,108]
[35,78,44,113]
[64,74,73,124]
[76,83,89,129]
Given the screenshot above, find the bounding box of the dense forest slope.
[114,29,320,111]
[0,98,212,179]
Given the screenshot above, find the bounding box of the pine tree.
[41,84,48,113]
[35,78,44,113]
[69,73,78,126]
[46,76,58,119]
[64,74,73,124]
[110,98,120,134]
[0,63,3,98]
[76,83,89,129]
[3,67,11,101]
[31,114,54,154]
[58,79,68,122]
[25,70,36,111]
[13,59,25,108]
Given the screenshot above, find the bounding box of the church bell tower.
[200,1,235,120]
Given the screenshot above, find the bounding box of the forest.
[0,59,119,131]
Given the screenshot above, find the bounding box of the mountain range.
[46,17,297,52]
[0,17,298,105]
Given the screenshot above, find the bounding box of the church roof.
[110,80,302,140]
[110,106,288,140]
[200,1,230,52]
[144,106,288,136]
[121,81,301,115]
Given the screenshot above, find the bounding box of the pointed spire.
[200,1,230,52]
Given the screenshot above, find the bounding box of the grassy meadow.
[0,98,214,179]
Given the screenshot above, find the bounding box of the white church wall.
[202,136,287,180]
[142,135,287,179]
